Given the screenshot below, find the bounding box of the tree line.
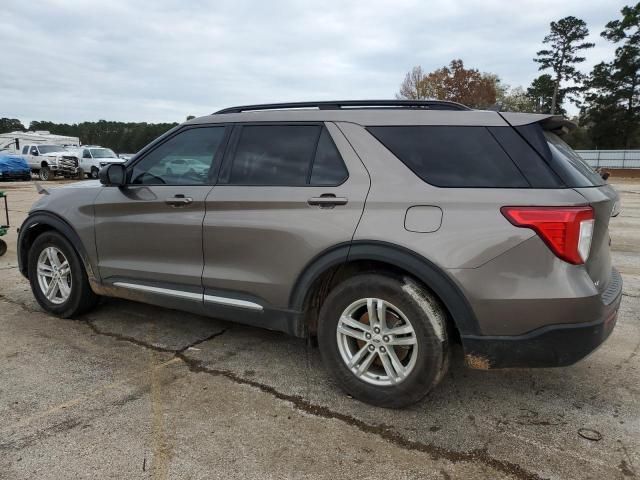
[397,3,639,149]
[0,118,181,153]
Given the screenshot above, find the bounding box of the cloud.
[0,0,627,124]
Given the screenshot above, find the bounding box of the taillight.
[501,206,595,265]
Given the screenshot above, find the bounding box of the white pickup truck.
[77,146,125,179]
[20,144,81,181]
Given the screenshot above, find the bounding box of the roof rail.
[213,99,471,114]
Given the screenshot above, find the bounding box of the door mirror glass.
[99,163,126,186]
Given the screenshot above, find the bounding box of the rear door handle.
[308,194,348,208]
[165,195,193,207]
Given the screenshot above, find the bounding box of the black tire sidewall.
[0,239,6,256]
[28,231,88,317]
[318,274,447,408]
[90,168,99,179]
[39,167,50,181]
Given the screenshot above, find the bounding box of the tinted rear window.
[310,127,348,185]
[516,124,604,187]
[488,127,562,188]
[227,125,320,185]
[367,126,529,188]
[544,132,605,187]
[222,125,349,186]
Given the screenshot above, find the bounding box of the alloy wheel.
[37,247,72,304]
[336,298,418,386]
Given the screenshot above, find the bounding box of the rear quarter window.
[367,126,529,188]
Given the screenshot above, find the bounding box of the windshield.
[544,132,605,187]
[38,145,66,154]
[90,148,117,158]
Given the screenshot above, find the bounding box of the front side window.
[83,149,91,159]
[131,127,226,185]
[226,125,320,185]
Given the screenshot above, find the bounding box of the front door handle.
[308,194,348,208]
[165,195,193,207]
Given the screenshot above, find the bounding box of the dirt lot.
[0,178,638,479]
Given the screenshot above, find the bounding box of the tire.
[27,231,99,317]
[38,166,50,181]
[90,167,99,179]
[318,273,449,408]
[0,239,6,256]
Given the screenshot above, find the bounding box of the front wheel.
[318,273,449,408]
[90,167,99,179]
[38,166,50,181]
[27,231,99,317]
[0,239,6,256]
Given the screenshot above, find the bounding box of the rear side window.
[227,125,319,185]
[223,125,348,186]
[310,128,348,185]
[488,127,562,188]
[367,126,528,188]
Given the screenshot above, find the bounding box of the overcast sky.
[0,0,629,125]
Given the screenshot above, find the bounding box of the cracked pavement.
[0,178,639,479]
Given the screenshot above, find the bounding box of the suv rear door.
[201,122,369,318]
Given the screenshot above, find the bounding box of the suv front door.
[201,123,370,323]
[93,126,228,310]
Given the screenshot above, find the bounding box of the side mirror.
[601,171,610,181]
[99,163,126,186]
[31,150,39,156]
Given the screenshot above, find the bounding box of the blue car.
[0,152,31,181]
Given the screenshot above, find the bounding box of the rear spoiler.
[499,112,577,136]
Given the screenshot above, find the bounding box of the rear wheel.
[38,166,50,181]
[0,239,6,256]
[318,273,449,408]
[27,231,99,317]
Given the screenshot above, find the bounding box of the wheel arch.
[18,211,98,285]
[289,240,480,338]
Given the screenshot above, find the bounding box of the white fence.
[577,150,640,169]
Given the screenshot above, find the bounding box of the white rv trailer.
[0,131,80,154]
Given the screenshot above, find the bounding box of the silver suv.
[17,100,622,408]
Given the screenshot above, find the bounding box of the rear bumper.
[461,268,622,369]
